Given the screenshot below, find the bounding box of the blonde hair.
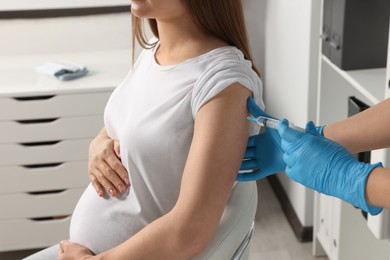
[131,0,260,77]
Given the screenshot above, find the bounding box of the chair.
[193,181,258,259]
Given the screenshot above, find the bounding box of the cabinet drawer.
[0,139,90,166]
[0,216,71,251]
[0,161,89,193]
[0,188,84,220]
[0,115,103,143]
[0,91,111,120]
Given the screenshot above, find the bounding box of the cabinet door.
[328,0,345,67]
[0,116,103,143]
[0,92,110,120]
[0,139,91,166]
[321,0,333,58]
[0,162,89,193]
[0,216,71,251]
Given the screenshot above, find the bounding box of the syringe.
[247,116,305,132]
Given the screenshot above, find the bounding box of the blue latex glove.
[316,125,325,136]
[278,119,383,215]
[237,97,286,181]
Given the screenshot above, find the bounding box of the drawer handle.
[320,32,329,41]
[30,215,70,222]
[22,162,64,169]
[20,140,61,147]
[16,118,59,124]
[13,95,55,101]
[27,189,66,195]
[330,40,340,50]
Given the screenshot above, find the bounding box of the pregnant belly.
[69,184,142,254]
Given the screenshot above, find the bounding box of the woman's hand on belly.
[89,127,130,197]
[58,240,94,260]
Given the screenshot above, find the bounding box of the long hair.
[131,0,260,77]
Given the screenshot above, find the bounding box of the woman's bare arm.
[96,83,252,259]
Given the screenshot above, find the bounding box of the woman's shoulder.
[201,46,245,63]
[197,47,260,85]
[191,46,263,117]
[200,47,256,77]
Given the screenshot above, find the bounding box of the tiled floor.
[0,180,328,260]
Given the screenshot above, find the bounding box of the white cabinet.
[0,49,131,251]
[313,13,390,260]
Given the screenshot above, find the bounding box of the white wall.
[244,0,322,226]
[0,13,132,56]
[0,0,130,11]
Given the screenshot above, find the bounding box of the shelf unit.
[0,49,131,251]
[313,24,390,260]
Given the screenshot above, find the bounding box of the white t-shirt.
[69,43,264,254]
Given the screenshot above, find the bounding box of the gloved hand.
[278,119,383,215]
[237,97,286,181]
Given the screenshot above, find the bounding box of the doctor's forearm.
[365,167,390,209]
[323,97,390,153]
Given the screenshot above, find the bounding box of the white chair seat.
[193,181,258,259]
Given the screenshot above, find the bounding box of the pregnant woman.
[25,0,264,259]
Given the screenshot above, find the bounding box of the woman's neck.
[155,17,227,66]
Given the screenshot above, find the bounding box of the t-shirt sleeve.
[191,59,265,134]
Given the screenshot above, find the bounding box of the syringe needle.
[247,116,305,132]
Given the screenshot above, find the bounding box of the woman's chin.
[131,2,150,18]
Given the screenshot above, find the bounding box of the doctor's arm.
[59,83,252,259]
[323,97,390,153]
[239,97,390,181]
[320,98,390,209]
[313,98,390,209]
[278,120,385,214]
[366,167,390,209]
